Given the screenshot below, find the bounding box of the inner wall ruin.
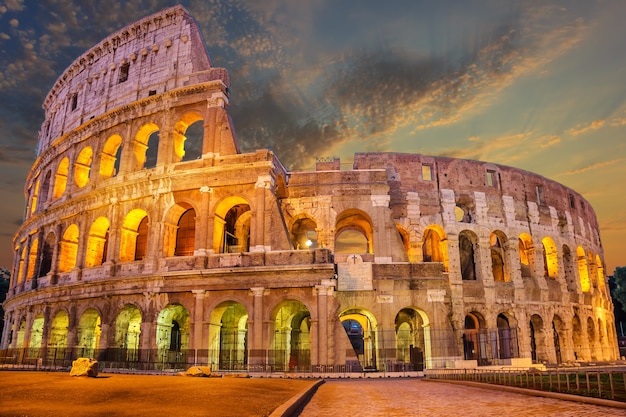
[1,5,618,372]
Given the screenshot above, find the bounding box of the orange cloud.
[563,158,625,175]
[567,119,606,136]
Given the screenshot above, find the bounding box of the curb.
[427,378,626,409]
[269,379,325,417]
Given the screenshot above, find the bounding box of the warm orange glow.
[78,309,101,357]
[53,157,69,199]
[173,112,203,162]
[134,123,159,169]
[99,134,123,178]
[74,146,93,187]
[542,236,558,278]
[595,255,606,292]
[17,246,26,284]
[26,237,38,280]
[58,224,79,272]
[335,209,374,254]
[48,311,69,351]
[120,209,148,262]
[85,217,110,267]
[577,246,590,292]
[30,180,40,214]
[213,196,251,253]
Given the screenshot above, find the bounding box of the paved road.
[296,379,625,416]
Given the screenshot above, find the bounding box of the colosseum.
[1,5,619,373]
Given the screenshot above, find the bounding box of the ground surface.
[0,371,313,417]
[298,379,626,417]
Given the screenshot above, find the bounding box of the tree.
[613,266,626,315]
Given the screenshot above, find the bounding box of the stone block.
[70,358,99,377]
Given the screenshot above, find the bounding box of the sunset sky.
[0,0,625,273]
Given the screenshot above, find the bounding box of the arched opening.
[597,319,606,361]
[16,318,26,350]
[29,180,39,214]
[99,134,123,178]
[40,171,52,207]
[518,234,533,278]
[577,246,590,292]
[134,123,160,169]
[156,304,190,367]
[291,217,318,250]
[462,312,486,364]
[214,197,251,253]
[53,157,69,199]
[58,224,79,273]
[85,217,110,267]
[572,314,584,361]
[552,315,564,364]
[175,209,196,256]
[490,231,508,282]
[563,245,577,292]
[459,230,477,280]
[394,308,429,371]
[77,308,101,359]
[422,226,447,265]
[26,237,39,280]
[529,314,547,363]
[114,305,142,362]
[340,308,378,371]
[119,209,148,262]
[335,210,374,255]
[396,224,413,261]
[74,146,93,188]
[47,310,69,362]
[29,314,45,358]
[587,317,598,361]
[271,300,311,371]
[208,301,248,371]
[595,255,606,294]
[174,112,204,162]
[39,232,55,277]
[542,237,558,278]
[17,246,26,285]
[497,314,517,359]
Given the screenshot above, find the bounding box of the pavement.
[293,378,626,417]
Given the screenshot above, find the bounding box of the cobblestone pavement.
[297,379,625,416]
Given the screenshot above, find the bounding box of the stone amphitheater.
[1,5,618,372]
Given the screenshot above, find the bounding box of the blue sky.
[0,0,625,273]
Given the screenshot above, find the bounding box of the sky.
[0,0,625,274]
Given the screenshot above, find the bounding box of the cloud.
[9,18,18,27]
[610,117,626,127]
[567,119,606,136]
[563,158,626,175]
[4,0,24,12]
[539,135,561,148]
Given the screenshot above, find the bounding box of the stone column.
[252,176,272,252]
[191,290,206,352]
[315,283,334,366]
[249,287,266,366]
[195,186,212,256]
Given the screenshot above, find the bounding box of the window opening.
[118,62,130,83]
[421,164,432,181]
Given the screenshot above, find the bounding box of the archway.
[114,305,142,362]
[214,197,251,253]
[271,300,311,371]
[208,301,249,371]
[497,313,517,359]
[340,308,378,371]
[29,314,45,359]
[156,304,190,367]
[77,308,101,359]
[119,209,148,262]
[335,210,374,254]
[459,231,477,280]
[394,308,429,371]
[291,217,318,250]
[463,312,486,364]
[577,247,590,292]
[58,224,79,273]
[99,134,123,178]
[53,157,69,199]
[85,217,110,267]
[552,315,565,364]
[74,146,93,188]
[48,310,69,361]
[174,112,204,162]
[529,314,547,363]
[542,237,558,278]
[571,314,584,361]
[518,234,533,278]
[490,231,508,282]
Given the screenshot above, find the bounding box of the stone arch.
[29,179,40,215]
[496,313,518,359]
[213,196,251,254]
[291,215,318,250]
[597,318,607,361]
[529,314,548,363]
[16,245,26,285]
[99,134,123,178]
[595,255,606,294]
[577,246,590,292]
[571,314,585,361]
[74,146,93,188]
[459,230,478,280]
[394,307,430,370]
[119,209,149,262]
[208,301,249,371]
[39,231,55,277]
[542,237,558,278]
[29,314,45,358]
[85,216,110,267]
[395,224,413,262]
[335,209,374,255]
[462,311,486,363]
[58,224,79,273]
[26,237,39,280]
[156,304,190,365]
[518,233,534,278]
[15,317,27,350]
[77,308,101,359]
[552,315,565,364]
[422,225,448,267]
[270,300,311,371]
[53,157,69,199]
[134,122,160,169]
[490,230,508,282]
[173,111,204,162]
[40,170,52,207]
[340,307,379,371]
[587,317,598,361]
[114,304,142,362]
[48,310,69,361]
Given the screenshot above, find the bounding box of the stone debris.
[183,366,212,377]
[70,358,99,377]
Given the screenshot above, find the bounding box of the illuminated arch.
[134,122,160,169]
[462,312,485,362]
[115,304,142,361]
[120,209,149,262]
[156,304,190,366]
[17,245,26,285]
[562,245,577,292]
[577,246,590,292]
[459,230,478,280]
[518,233,534,278]
[30,179,40,214]
[74,146,93,188]
[340,307,379,371]
[29,314,45,358]
[542,236,558,278]
[99,134,123,178]
[173,111,204,162]
[595,255,606,293]
[291,215,318,250]
[213,196,251,254]
[85,217,110,267]
[39,231,55,277]
[422,225,448,270]
[208,301,249,371]
[529,314,547,363]
[48,310,69,359]
[394,307,431,370]
[335,209,374,254]
[53,157,69,199]
[58,224,79,273]
[270,300,311,371]
[571,314,585,361]
[26,237,39,280]
[40,171,52,207]
[77,308,101,359]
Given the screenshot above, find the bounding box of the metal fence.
[427,368,626,402]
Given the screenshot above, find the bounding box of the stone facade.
[1,6,618,372]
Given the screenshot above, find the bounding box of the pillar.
[249,287,266,366]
